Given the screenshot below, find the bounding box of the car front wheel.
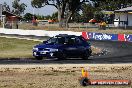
[56,51,66,60]
[35,56,43,60]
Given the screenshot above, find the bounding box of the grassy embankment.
[0,37,40,58]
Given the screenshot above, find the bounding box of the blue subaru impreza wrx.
[33,34,92,60]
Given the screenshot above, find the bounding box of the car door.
[64,37,78,57]
[74,37,86,56]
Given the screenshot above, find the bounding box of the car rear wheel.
[35,56,43,60]
[82,49,92,60]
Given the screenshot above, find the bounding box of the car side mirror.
[87,42,91,46]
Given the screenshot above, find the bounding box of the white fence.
[0,28,82,37]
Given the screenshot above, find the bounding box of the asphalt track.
[0,40,132,64]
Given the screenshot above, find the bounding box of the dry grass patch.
[0,65,131,88]
[1,23,132,34]
[91,46,102,55]
[16,23,132,34]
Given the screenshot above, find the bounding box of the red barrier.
[118,34,125,41]
[82,32,89,40]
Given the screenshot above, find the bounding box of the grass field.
[0,37,40,58]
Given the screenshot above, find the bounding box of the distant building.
[102,11,114,24]
[114,6,132,28]
[0,4,22,29]
[3,11,22,29]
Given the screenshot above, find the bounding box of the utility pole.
[0,4,2,27]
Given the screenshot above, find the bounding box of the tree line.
[3,0,132,28]
[2,0,27,16]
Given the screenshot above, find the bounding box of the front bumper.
[33,50,58,58]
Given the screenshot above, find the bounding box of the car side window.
[67,37,75,45]
[47,37,57,44]
[57,37,65,44]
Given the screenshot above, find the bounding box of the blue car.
[33,34,92,60]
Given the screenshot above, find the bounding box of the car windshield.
[47,37,65,44]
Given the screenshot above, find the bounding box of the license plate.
[40,51,46,54]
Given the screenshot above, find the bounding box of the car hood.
[34,43,62,49]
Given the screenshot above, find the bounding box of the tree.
[52,12,58,20]
[35,14,42,20]
[92,0,132,11]
[3,2,11,12]
[12,0,27,15]
[44,15,52,20]
[94,11,104,22]
[23,13,33,21]
[81,3,96,22]
[31,0,89,28]
[72,12,82,23]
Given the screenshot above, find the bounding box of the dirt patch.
[91,46,102,55]
[0,64,131,88]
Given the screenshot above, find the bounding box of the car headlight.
[50,49,58,52]
[33,47,38,51]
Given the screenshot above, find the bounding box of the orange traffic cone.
[82,68,89,78]
[80,68,90,86]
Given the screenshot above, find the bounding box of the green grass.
[0,37,41,59]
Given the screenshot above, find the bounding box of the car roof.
[55,34,77,37]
